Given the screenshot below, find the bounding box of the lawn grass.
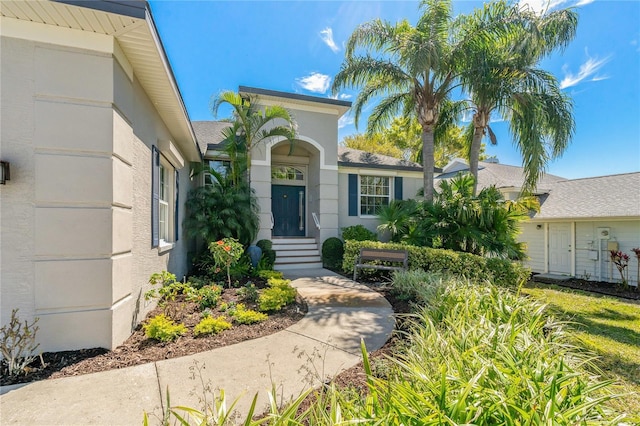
[522,282,640,421]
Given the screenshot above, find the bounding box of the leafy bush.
[0,309,41,377]
[343,240,529,289]
[256,239,276,270]
[322,237,344,270]
[258,278,296,312]
[341,224,377,241]
[143,315,186,342]
[230,304,267,324]
[193,316,232,337]
[210,238,245,287]
[187,285,222,310]
[257,270,283,280]
[237,283,259,303]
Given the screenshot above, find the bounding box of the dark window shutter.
[174,170,179,242]
[151,146,159,247]
[394,176,403,200]
[348,174,358,216]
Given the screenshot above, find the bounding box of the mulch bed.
[531,275,639,300]
[1,280,307,387]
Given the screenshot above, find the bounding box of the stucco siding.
[1,30,193,351]
[519,222,545,272]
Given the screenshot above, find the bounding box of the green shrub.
[322,237,344,270]
[237,283,259,303]
[193,316,232,337]
[256,239,276,270]
[257,270,283,280]
[341,224,377,241]
[343,240,529,289]
[143,315,186,342]
[188,285,222,310]
[258,278,296,312]
[230,303,267,324]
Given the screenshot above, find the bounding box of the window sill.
[158,241,175,254]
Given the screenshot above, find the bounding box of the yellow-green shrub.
[231,304,267,324]
[343,240,529,288]
[258,278,296,312]
[143,314,186,342]
[193,316,232,336]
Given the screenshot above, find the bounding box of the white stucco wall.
[1,26,193,351]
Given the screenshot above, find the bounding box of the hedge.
[343,240,530,289]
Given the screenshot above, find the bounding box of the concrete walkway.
[0,269,394,425]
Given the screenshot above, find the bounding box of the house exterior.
[194,87,425,268]
[0,0,200,352]
[436,160,640,286]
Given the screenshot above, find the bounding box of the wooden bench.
[353,248,409,281]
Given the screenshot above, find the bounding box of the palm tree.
[332,0,457,202]
[457,2,578,195]
[211,90,297,184]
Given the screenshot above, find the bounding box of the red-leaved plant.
[610,250,629,286]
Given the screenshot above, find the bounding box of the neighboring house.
[436,160,640,286]
[0,1,200,352]
[194,87,426,268]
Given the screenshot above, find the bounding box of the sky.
[148,0,640,180]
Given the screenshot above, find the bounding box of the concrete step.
[274,249,320,257]
[272,238,316,245]
[275,262,323,271]
[272,243,318,251]
[276,255,322,264]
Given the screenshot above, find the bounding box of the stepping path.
[0,268,394,425]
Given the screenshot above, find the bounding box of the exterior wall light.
[0,161,9,185]
[536,224,542,230]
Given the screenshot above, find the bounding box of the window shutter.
[151,146,160,247]
[394,176,403,200]
[348,174,358,216]
[174,170,179,242]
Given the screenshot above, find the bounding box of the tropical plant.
[332,0,459,202]
[419,174,533,259]
[457,1,577,194]
[342,133,404,158]
[210,90,297,184]
[376,199,419,243]
[210,238,244,287]
[183,168,259,247]
[610,250,630,286]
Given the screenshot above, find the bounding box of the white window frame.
[158,155,175,251]
[359,175,391,217]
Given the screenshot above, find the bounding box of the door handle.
[298,191,304,231]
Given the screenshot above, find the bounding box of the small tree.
[610,250,630,287]
[210,238,244,287]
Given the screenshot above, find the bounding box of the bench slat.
[353,248,408,280]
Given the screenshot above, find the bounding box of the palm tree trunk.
[469,126,484,196]
[422,128,435,202]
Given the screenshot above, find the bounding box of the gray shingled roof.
[191,121,231,154]
[338,147,424,172]
[532,172,640,219]
[436,161,566,192]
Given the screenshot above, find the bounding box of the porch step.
[273,238,322,271]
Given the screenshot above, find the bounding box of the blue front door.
[272,185,305,237]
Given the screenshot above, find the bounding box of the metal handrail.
[311,212,321,230]
[270,212,274,229]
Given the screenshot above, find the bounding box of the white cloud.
[338,115,354,129]
[320,27,340,53]
[339,93,352,100]
[519,0,592,14]
[560,52,611,89]
[296,73,331,93]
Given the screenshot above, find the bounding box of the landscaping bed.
[532,275,639,300]
[1,278,306,387]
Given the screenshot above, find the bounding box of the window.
[360,175,390,216]
[152,146,179,248]
[204,159,231,185]
[271,165,304,181]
